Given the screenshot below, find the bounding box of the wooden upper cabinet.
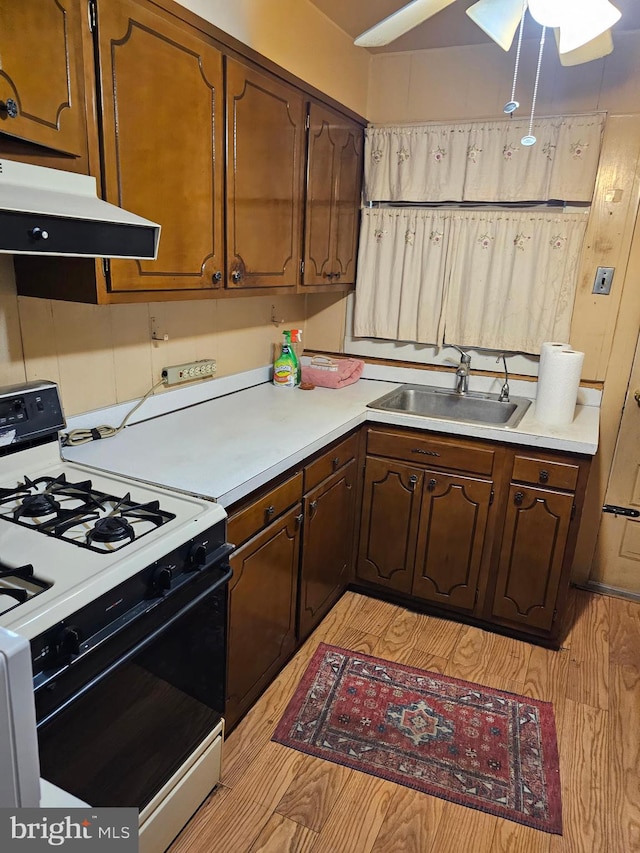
[0,0,89,158]
[95,0,224,293]
[226,58,305,289]
[303,103,363,287]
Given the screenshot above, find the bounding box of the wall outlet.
[593,266,614,295]
[162,359,217,386]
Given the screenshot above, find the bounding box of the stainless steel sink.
[367,384,532,429]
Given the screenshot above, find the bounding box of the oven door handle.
[37,562,232,729]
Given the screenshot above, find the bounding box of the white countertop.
[63,367,599,509]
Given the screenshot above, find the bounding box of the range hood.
[0,159,160,259]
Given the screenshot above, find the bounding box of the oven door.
[35,563,230,811]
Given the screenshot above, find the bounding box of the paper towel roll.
[535,345,584,426]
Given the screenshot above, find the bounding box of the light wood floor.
[169,589,640,853]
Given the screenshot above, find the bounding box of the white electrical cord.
[62,379,165,447]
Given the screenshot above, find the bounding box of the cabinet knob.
[212,271,222,283]
[295,512,304,528]
[29,226,49,241]
[309,499,318,516]
[0,98,18,119]
[332,456,340,470]
[323,272,335,280]
[265,505,275,518]
[539,470,549,483]
[514,491,525,506]
[409,474,418,489]
[427,478,437,491]
[231,270,243,283]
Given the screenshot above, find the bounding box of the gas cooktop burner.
[0,562,50,615]
[0,475,176,553]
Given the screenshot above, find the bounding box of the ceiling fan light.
[558,0,621,53]
[555,27,613,65]
[466,0,529,52]
[528,0,566,28]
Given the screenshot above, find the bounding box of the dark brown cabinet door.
[226,58,305,289]
[299,458,357,641]
[303,103,362,287]
[412,472,492,613]
[226,503,301,729]
[357,457,422,594]
[96,0,225,293]
[0,0,89,157]
[491,485,573,633]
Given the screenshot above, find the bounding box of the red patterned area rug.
[272,643,562,834]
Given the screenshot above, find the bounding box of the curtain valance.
[364,114,605,204]
[353,207,588,355]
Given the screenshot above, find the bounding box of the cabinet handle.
[427,478,437,491]
[539,470,549,483]
[28,227,49,241]
[231,270,243,283]
[332,456,340,470]
[295,512,304,528]
[0,98,18,119]
[514,491,524,506]
[323,272,335,280]
[334,272,341,280]
[265,505,275,519]
[212,271,222,283]
[409,474,418,489]
[309,500,318,516]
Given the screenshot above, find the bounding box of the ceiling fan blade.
[555,27,613,65]
[466,0,528,52]
[354,0,458,47]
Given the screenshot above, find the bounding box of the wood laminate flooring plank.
[307,773,395,853]
[608,596,640,673]
[411,613,463,659]
[345,594,400,636]
[607,663,640,853]
[370,786,445,853]
[550,699,609,853]
[490,820,551,853]
[522,645,570,736]
[248,813,318,853]
[330,626,380,656]
[425,801,497,853]
[566,591,609,709]
[484,632,533,683]
[403,649,449,674]
[275,754,352,833]
[229,741,304,809]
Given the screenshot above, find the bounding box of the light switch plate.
[593,266,614,295]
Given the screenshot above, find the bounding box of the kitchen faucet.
[497,354,510,402]
[448,345,471,395]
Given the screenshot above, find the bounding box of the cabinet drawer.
[366,429,494,476]
[304,432,359,492]
[228,471,303,547]
[512,455,579,491]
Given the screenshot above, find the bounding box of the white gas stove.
[0,381,231,853]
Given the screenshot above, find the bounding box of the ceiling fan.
[355,0,622,66]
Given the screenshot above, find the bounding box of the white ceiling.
[308,0,640,54]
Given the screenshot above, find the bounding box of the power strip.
[162,359,217,386]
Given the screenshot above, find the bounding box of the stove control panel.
[0,381,65,446]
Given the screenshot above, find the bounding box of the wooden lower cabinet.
[299,457,357,640]
[356,457,423,594]
[412,472,493,612]
[490,484,574,633]
[226,502,301,729]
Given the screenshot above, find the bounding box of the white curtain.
[353,208,449,345]
[353,208,588,354]
[443,210,588,354]
[365,114,605,203]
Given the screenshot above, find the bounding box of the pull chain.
[504,0,528,115]
[522,25,546,146]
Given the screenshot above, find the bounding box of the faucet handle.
[448,344,471,363]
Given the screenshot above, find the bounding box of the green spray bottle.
[273,331,297,388]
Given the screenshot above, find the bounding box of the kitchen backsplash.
[0,256,347,416]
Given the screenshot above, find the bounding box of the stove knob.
[56,626,82,659]
[152,566,173,591]
[188,543,207,570]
